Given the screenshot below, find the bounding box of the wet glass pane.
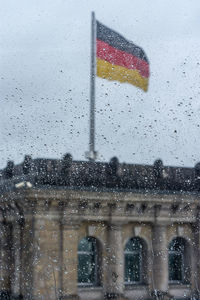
[169,253,183,281]
[78,237,96,252]
[78,238,91,252]
[125,237,142,252]
[125,253,141,282]
[169,238,185,252]
[78,254,95,283]
[78,237,97,284]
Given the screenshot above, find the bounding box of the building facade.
[0,154,200,300]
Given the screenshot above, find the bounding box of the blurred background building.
[0,154,200,300]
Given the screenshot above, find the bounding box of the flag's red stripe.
[97,39,149,78]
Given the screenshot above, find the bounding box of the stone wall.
[0,188,198,300]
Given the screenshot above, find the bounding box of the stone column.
[192,213,200,297]
[0,222,10,299]
[60,221,80,300]
[152,224,168,298]
[20,215,34,300]
[191,234,197,292]
[11,222,22,300]
[104,222,124,300]
[33,216,61,300]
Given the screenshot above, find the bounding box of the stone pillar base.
[151,290,170,300]
[59,295,79,300]
[104,293,127,300]
[11,294,23,300]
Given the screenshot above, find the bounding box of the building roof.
[1,154,200,194]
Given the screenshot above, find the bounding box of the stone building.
[0,154,200,300]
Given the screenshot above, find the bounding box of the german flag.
[96,21,149,92]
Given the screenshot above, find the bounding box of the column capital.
[153,221,170,227]
[107,220,127,230]
[61,219,81,230]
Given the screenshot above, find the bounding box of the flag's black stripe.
[96,21,149,63]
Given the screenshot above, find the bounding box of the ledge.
[125,283,148,290]
[78,286,103,292]
[169,283,191,288]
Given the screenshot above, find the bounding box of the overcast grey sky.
[1,0,200,168]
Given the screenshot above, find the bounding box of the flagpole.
[86,11,97,161]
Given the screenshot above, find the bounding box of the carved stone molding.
[59,295,79,300]
[177,225,184,236]
[134,226,142,236]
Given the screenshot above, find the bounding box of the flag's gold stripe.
[97,58,148,92]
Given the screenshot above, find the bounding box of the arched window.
[78,237,100,286]
[168,237,190,283]
[124,237,144,284]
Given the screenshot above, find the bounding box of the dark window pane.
[124,238,143,284]
[78,237,95,252]
[78,237,97,285]
[78,254,95,283]
[169,253,183,281]
[125,237,142,252]
[125,253,141,282]
[169,238,186,283]
[169,239,184,252]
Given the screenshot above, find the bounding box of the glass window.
[169,238,185,283]
[124,237,143,283]
[78,237,98,286]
